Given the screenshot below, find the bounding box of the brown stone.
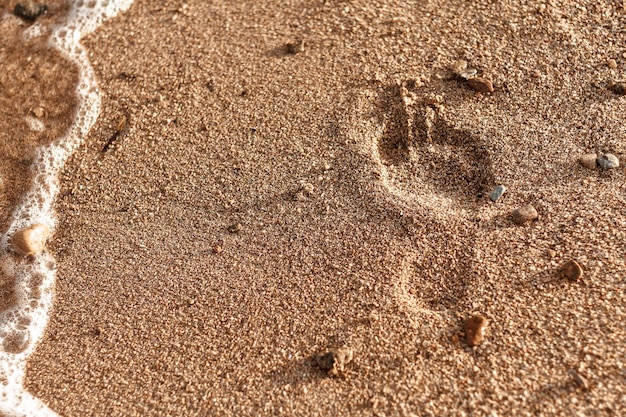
[547,249,556,258]
[559,260,583,282]
[467,77,494,93]
[579,153,597,169]
[228,223,242,233]
[32,106,45,118]
[11,223,50,256]
[512,205,538,225]
[464,314,487,347]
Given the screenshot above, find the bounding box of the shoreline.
[0,1,134,414]
[0,0,623,415]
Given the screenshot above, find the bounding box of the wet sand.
[1,0,625,415]
[0,1,77,312]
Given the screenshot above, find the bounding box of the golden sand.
[0,0,625,415]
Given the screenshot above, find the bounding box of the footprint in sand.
[369,82,494,215]
[348,81,495,322]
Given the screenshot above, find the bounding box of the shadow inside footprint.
[376,84,494,207]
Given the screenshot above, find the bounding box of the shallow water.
[0,1,134,415]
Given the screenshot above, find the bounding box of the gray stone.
[597,154,620,169]
[489,185,506,202]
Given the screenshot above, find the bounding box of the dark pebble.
[287,39,305,55]
[14,2,48,21]
[315,347,353,376]
[610,82,626,95]
[559,260,583,282]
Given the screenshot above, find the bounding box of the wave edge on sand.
[0,1,134,415]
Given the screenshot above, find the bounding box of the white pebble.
[11,223,50,256]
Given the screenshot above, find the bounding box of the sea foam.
[0,1,134,415]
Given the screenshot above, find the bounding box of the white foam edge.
[22,23,46,42]
[0,1,134,415]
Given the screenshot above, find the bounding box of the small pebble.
[559,260,583,282]
[467,77,494,93]
[579,153,597,170]
[607,59,618,69]
[596,153,620,169]
[315,347,354,377]
[11,223,50,256]
[489,185,506,202]
[212,245,222,254]
[286,39,305,55]
[13,2,47,21]
[228,223,242,233]
[464,314,487,347]
[33,107,45,118]
[547,249,556,258]
[511,205,538,225]
[451,60,477,80]
[610,82,626,95]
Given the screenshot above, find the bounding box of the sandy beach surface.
[1,0,626,415]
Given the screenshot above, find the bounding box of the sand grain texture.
[0,0,624,416]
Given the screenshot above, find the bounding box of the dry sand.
[1,0,625,415]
